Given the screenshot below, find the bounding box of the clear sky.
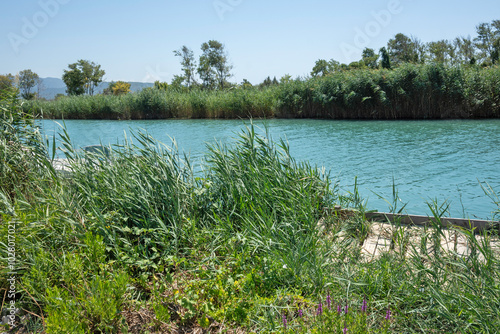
[1,0,499,85]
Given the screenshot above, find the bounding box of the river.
[40,118,500,220]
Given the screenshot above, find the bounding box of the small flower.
[283,264,287,269]
[385,306,391,320]
[361,297,367,313]
[326,294,331,310]
[282,314,287,329]
[337,304,342,314]
[343,325,348,334]
[344,302,349,314]
[298,309,303,317]
[317,300,323,316]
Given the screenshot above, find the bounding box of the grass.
[26,63,500,120]
[2,89,500,333]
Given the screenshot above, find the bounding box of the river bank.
[3,88,500,333]
[25,64,500,120]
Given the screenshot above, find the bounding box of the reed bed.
[26,63,500,120]
[2,92,500,333]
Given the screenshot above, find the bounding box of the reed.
[2,93,500,332]
[26,64,500,120]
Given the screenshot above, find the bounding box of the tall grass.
[27,64,500,120]
[276,64,500,119]
[2,92,500,332]
[28,86,277,120]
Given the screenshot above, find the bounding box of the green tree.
[0,74,15,92]
[62,60,105,96]
[197,40,233,90]
[427,40,455,64]
[18,69,39,100]
[240,79,252,89]
[379,47,391,69]
[311,59,330,77]
[169,75,185,91]
[103,81,131,95]
[173,46,197,88]
[361,48,379,69]
[347,61,366,70]
[311,59,340,77]
[474,22,497,64]
[453,36,476,64]
[387,33,420,65]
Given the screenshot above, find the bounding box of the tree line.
[311,19,500,76]
[2,19,498,100]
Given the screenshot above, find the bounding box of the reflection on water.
[40,118,500,219]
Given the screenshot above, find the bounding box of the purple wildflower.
[385,306,391,320]
[298,309,303,317]
[337,304,342,314]
[317,300,323,316]
[326,294,331,310]
[361,297,367,313]
[343,325,348,334]
[282,314,287,329]
[344,302,349,314]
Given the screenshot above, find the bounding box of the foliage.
[18,69,39,100]
[198,40,233,90]
[387,33,421,65]
[0,74,15,92]
[62,59,105,96]
[0,87,50,202]
[1,103,500,333]
[362,48,379,69]
[103,81,131,96]
[174,45,197,88]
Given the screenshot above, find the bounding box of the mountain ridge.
[37,77,154,100]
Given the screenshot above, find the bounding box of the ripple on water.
[41,118,500,219]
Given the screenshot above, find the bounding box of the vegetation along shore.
[20,64,500,120]
[1,18,500,334]
[2,83,500,333]
[2,19,498,120]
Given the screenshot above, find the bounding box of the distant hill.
[37,78,154,100]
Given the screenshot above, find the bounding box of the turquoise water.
[40,119,500,220]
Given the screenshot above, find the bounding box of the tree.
[18,69,39,100]
[62,60,105,96]
[379,47,391,69]
[170,75,185,91]
[361,48,379,69]
[198,40,233,90]
[103,81,131,95]
[427,40,455,64]
[0,74,15,92]
[387,33,420,65]
[475,22,495,64]
[453,36,476,64]
[348,61,366,70]
[311,59,340,77]
[240,79,252,89]
[173,46,197,88]
[311,59,330,77]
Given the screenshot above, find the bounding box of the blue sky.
[1,0,499,85]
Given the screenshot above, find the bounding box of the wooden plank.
[324,207,500,233]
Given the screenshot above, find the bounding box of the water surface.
[40,119,500,219]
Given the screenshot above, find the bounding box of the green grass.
[2,90,500,333]
[26,63,500,120]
